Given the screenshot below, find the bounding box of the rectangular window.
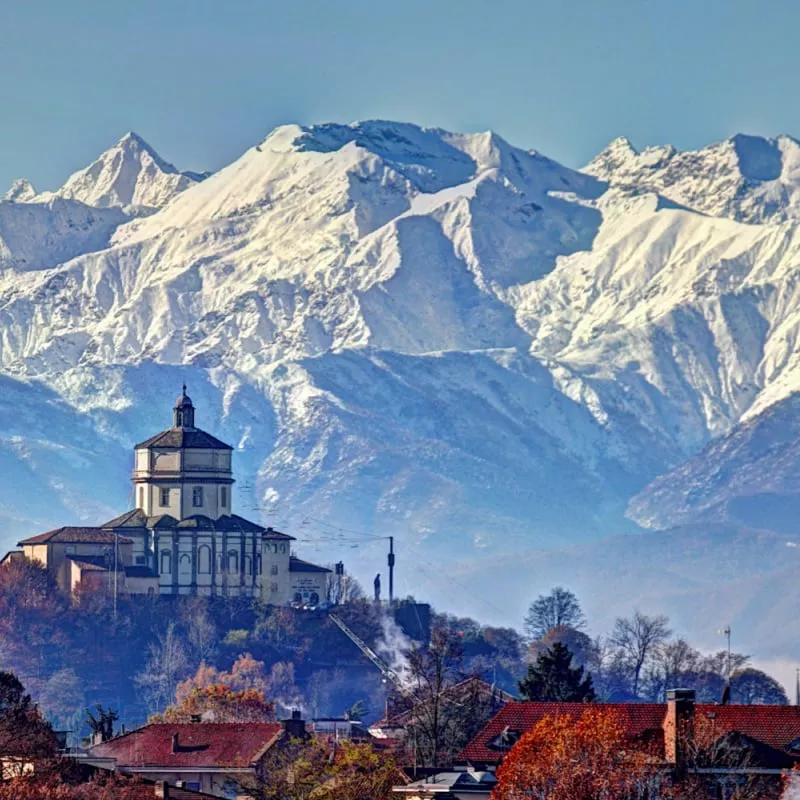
[160,551,171,574]
[192,487,203,507]
[138,487,145,509]
[221,486,228,507]
[270,582,278,593]
[160,487,170,507]
[271,564,278,576]
[135,555,146,565]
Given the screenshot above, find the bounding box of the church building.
[9,389,331,604]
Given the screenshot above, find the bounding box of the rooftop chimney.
[282,710,308,741]
[664,688,695,770]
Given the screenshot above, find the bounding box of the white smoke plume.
[375,613,415,691]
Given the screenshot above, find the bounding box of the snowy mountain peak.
[50,131,207,211]
[585,131,800,223]
[114,131,175,172]
[4,178,37,202]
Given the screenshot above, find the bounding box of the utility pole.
[388,536,395,606]
[113,531,119,625]
[723,625,731,679]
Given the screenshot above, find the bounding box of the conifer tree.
[518,642,596,702]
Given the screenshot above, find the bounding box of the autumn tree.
[610,611,671,698]
[245,738,400,800]
[493,706,662,800]
[519,641,596,702]
[152,684,276,723]
[0,769,153,800]
[524,587,586,641]
[151,653,279,722]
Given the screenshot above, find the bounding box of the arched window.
[255,555,262,575]
[160,550,172,575]
[294,592,303,604]
[244,555,252,575]
[227,550,238,572]
[198,545,211,574]
[179,553,192,576]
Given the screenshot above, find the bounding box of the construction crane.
[328,613,404,692]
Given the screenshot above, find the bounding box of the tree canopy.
[519,641,596,702]
[524,587,586,641]
[493,706,661,800]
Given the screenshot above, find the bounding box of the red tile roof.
[458,702,800,765]
[18,527,134,546]
[88,723,282,769]
[698,705,800,753]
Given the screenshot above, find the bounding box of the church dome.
[173,384,195,429]
[175,385,193,408]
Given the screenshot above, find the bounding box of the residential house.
[458,689,800,797]
[87,721,289,799]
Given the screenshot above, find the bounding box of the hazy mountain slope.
[628,393,800,532]
[444,523,800,659]
[585,133,800,224]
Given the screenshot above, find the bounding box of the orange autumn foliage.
[150,683,275,723]
[493,706,663,800]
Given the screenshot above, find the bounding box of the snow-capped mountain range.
[3,122,800,654]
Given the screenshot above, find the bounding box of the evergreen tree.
[518,642,596,702]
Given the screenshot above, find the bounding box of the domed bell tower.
[133,386,234,520]
[174,385,195,429]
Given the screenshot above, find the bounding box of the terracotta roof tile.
[459,701,800,765]
[88,723,282,769]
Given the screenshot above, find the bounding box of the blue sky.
[1,0,798,191]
